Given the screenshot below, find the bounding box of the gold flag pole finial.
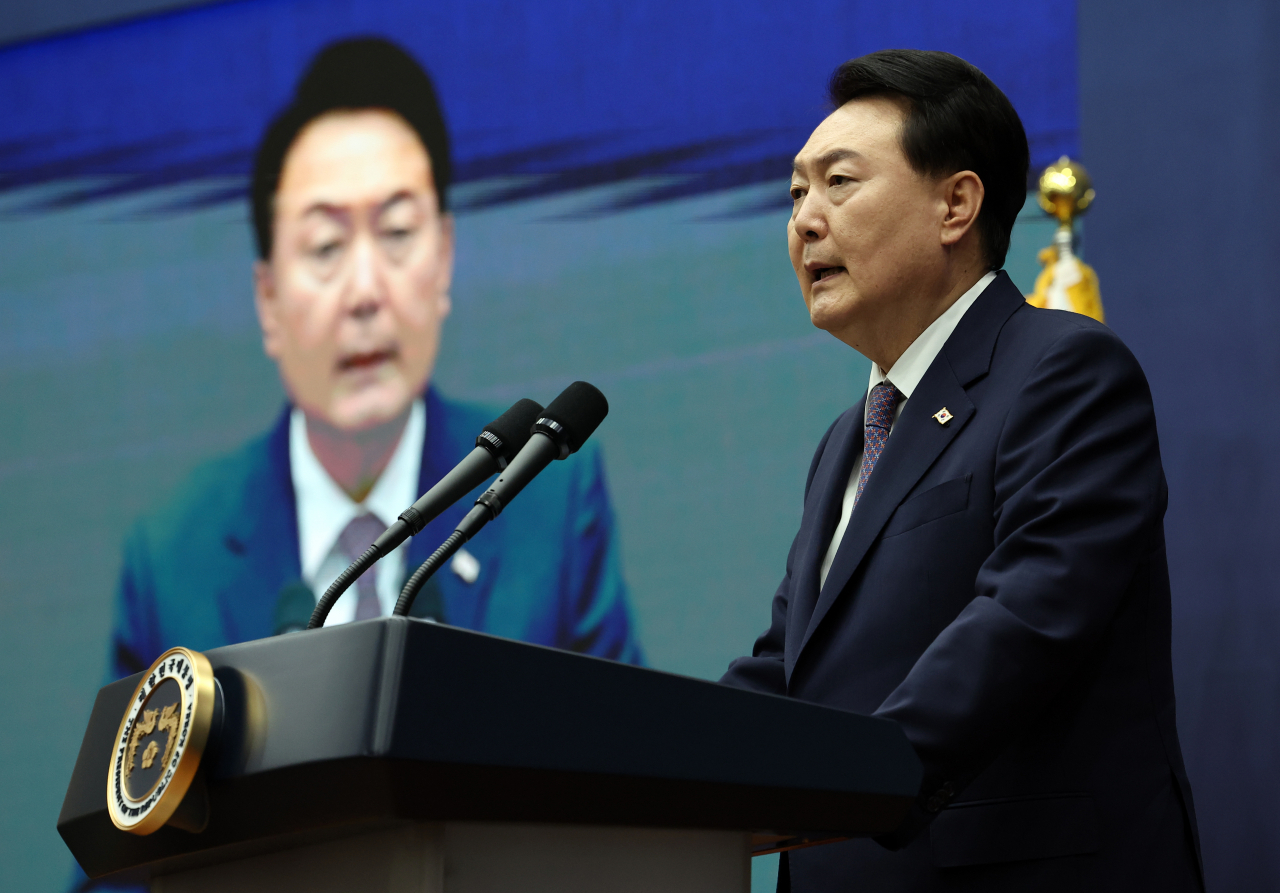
[1026,156,1105,322]
[1037,155,1095,229]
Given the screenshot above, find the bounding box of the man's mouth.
[811,265,846,283]
[337,347,398,372]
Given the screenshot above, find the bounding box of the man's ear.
[939,170,984,248]
[253,259,284,360]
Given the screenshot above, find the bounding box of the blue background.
[1,1,1275,891]
[1080,2,1280,889]
[0,0,1075,213]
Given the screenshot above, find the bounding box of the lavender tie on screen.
[336,512,387,621]
[855,382,904,506]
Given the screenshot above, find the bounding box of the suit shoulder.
[433,389,607,487]
[429,391,496,441]
[1000,304,1144,376]
[531,436,608,508]
[1003,301,1122,347]
[130,426,281,556]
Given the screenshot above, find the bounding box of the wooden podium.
[60,617,921,892]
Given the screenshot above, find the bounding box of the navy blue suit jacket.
[110,387,642,680]
[722,274,1202,892]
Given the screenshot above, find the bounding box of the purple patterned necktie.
[855,382,904,506]
[336,512,386,621]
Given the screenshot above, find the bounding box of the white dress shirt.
[290,398,425,623]
[818,272,996,591]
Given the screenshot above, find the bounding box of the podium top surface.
[60,618,921,877]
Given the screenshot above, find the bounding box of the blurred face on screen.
[787,96,978,364]
[254,109,454,431]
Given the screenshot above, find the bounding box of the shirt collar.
[868,271,997,399]
[290,398,426,583]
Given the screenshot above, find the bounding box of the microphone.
[394,382,609,616]
[307,397,544,629]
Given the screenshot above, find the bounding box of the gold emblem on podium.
[107,647,215,835]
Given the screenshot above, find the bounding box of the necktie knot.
[866,382,903,433]
[336,512,386,620]
[337,512,386,560]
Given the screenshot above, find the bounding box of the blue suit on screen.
[722,273,1203,892]
[109,387,643,681]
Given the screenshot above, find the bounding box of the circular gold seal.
[107,647,215,835]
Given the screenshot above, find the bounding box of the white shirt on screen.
[289,398,425,623]
[817,271,997,591]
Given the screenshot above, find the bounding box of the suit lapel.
[215,408,302,643]
[409,389,489,565]
[784,404,864,676]
[409,388,455,569]
[797,362,974,658]
[793,272,1028,665]
[407,389,501,627]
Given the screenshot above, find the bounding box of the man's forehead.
[791,97,906,176]
[277,109,436,211]
[792,148,864,176]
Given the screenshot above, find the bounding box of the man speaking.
[721,51,1203,891]
[108,38,642,680]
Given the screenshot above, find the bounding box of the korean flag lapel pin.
[932,407,954,426]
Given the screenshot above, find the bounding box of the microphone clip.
[397,505,428,536]
[475,429,511,469]
[474,488,505,519]
[533,417,572,459]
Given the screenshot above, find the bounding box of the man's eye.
[790,186,805,201]
[379,222,420,247]
[311,240,342,260]
[830,175,849,187]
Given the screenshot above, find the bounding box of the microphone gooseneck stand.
[306,398,544,630]
[394,381,609,618]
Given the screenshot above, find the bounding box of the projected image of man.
[108,38,642,678]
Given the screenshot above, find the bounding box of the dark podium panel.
[60,617,921,883]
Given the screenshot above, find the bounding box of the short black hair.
[828,49,1029,270]
[250,37,452,260]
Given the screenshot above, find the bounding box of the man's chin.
[808,302,851,336]
[322,386,417,433]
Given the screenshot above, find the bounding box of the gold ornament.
[1026,156,1105,323]
[1037,155,1095,227]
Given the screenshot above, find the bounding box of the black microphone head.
[478,398,544,461]
[274,581,316,635]
[536,381,608,456]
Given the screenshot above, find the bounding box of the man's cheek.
[284,295,332,347]
[402,296,444,332]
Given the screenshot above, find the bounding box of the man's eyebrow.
[792,148,862,174]
[378,190,417,214]
[301,202,346,220]
[297,192,418,219]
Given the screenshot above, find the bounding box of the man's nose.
[346,233,386,318]
[792,193,827,243]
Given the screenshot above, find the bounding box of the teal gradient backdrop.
[0,179,1056,889]
[0,2,1078,888]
